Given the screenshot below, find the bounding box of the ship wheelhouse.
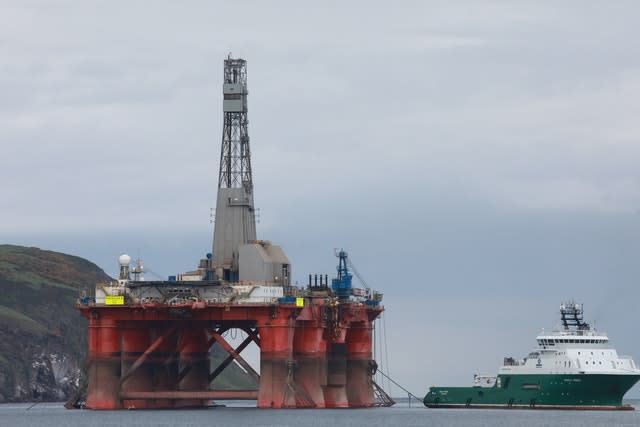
[498,303,637,374]
[536,337,609,347]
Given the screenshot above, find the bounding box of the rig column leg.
[120,323,152,409]
[151,326,179,408]
[177,327,210,408]
[346,321,375,407]
[293,308,327,407]
[257,317,295,408]
[324,328,349,408]
[86,316,122,409]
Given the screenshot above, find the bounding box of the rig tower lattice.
[213,56,256,281]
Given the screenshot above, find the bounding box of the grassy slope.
[0,245,111,374]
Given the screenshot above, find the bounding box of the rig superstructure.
[76,56,391,409]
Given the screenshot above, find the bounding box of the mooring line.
[376,369,423,403]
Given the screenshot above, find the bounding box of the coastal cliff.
[0,245,109,402]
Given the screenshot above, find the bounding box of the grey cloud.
[3,0,640,397]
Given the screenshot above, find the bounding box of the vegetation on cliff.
[0,244,109,402]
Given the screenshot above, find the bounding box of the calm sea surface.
[2,399,640,427]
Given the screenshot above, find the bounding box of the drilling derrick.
[75,56,390,411]
[213,57,255,281]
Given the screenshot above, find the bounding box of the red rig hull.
[79,298,385,409]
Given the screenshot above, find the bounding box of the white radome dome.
[118,254,132,266]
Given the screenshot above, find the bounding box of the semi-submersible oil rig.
[76,56,391,409]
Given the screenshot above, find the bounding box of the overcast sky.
[3,1,640,398]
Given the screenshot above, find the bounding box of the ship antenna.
[560,301,590,331]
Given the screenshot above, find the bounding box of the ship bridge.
[535,334,609,348]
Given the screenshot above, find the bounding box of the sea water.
[1,399,639,427]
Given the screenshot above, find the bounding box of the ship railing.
[543,329,608,337]
[503,357,521,366]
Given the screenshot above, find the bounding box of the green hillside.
[0,245,111,402]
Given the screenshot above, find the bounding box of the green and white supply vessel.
[424,302,640,410]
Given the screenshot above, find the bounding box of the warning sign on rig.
[105,295,125,305]
[295,297,304,307]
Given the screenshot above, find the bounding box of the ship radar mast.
[560,301,590,331]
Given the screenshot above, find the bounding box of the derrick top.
[224,55,247,86]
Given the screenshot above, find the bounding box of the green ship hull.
[424,374,640,410]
